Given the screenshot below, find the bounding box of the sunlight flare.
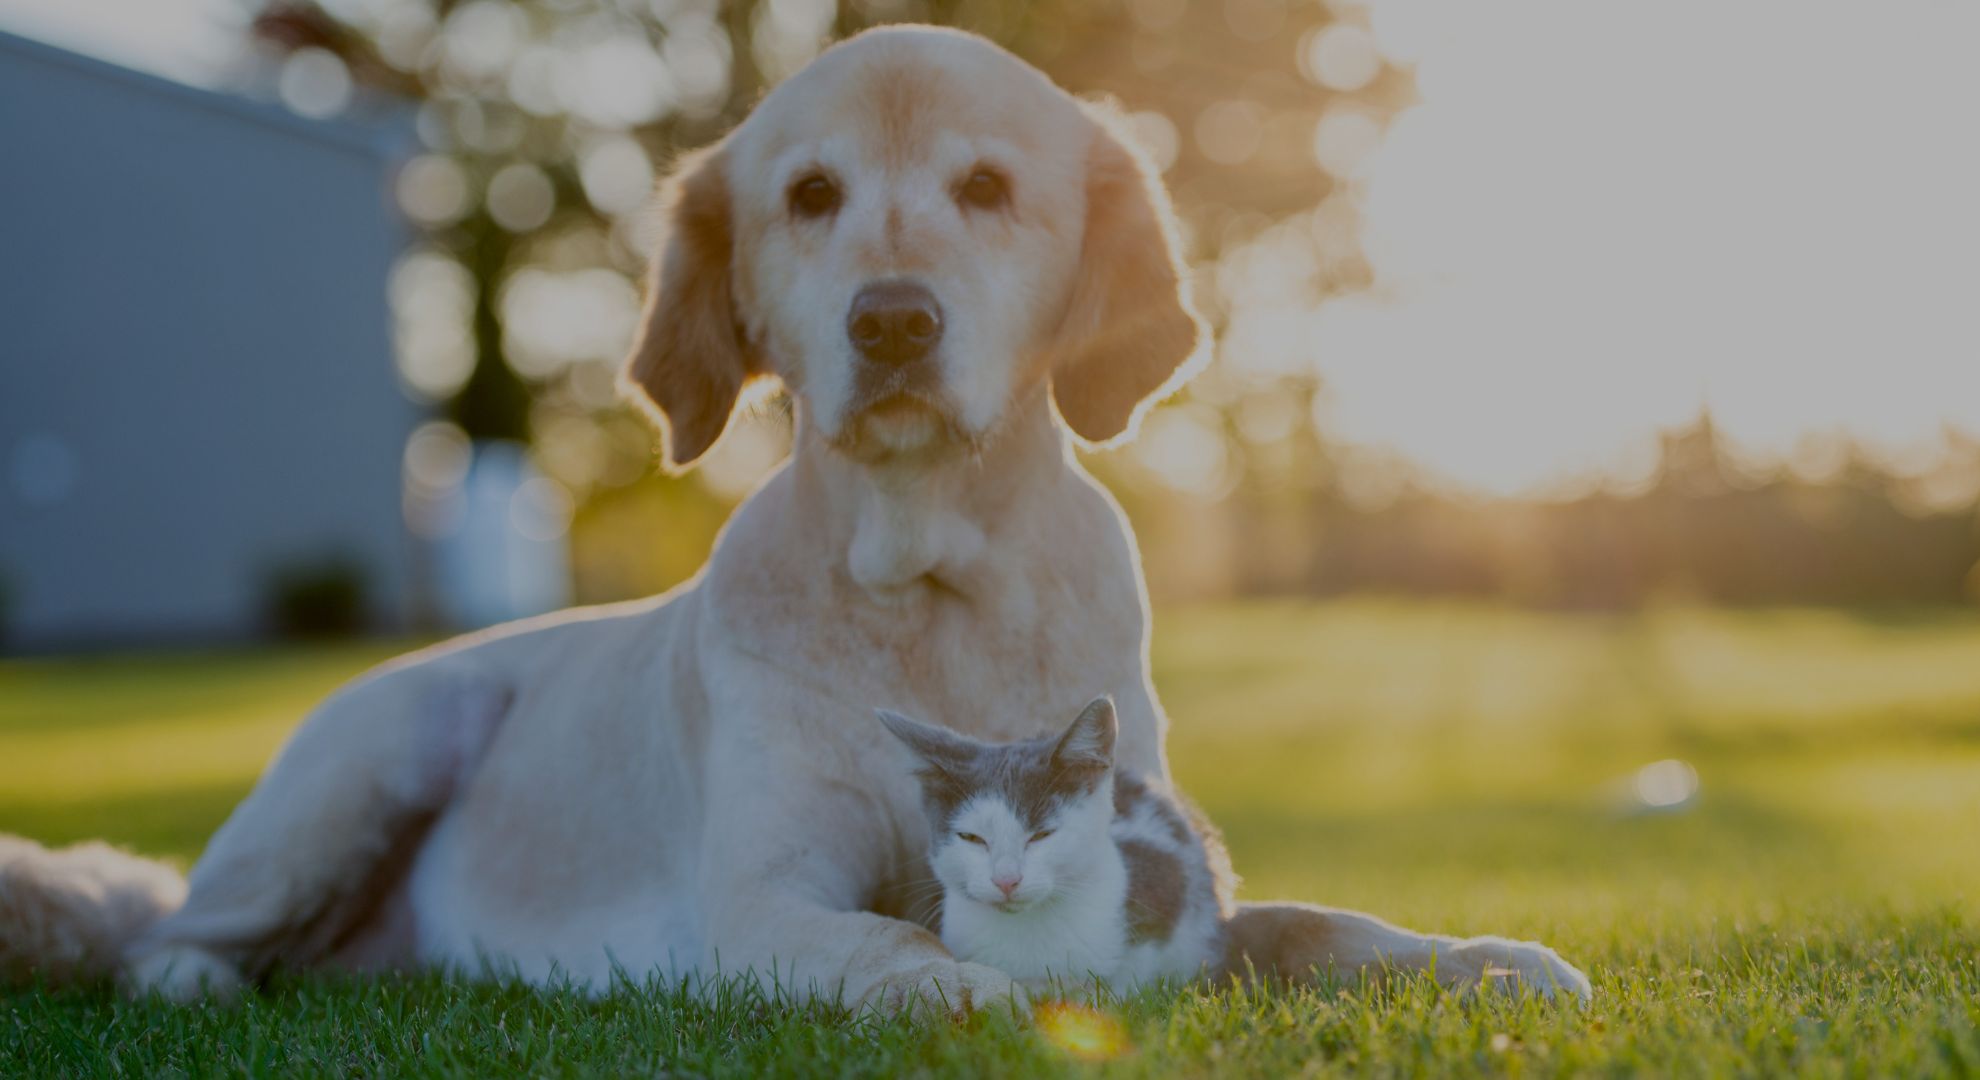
[1215,0,1980,497]
[1034,1001,1131,1062]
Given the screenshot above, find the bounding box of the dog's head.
[622,26,1206,470]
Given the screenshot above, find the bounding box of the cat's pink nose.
[993,873,1022,898]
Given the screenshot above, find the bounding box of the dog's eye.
[788,173,840,218]
[957,832,988,846]
[1029,829,1054,843]
[956,167,1009,211]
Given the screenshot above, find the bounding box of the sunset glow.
[1222,0,1980,497]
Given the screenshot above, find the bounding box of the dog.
[0,26,1588,1011]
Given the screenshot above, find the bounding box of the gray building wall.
[0,31,416,648]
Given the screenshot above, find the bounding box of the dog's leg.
[124,665,510,1001]
[698,785,1020,1018]
[1223,901,1592,1000]
[709,887,1018,1020]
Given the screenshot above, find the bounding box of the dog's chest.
[840,586,1122,735]
[722,566,1133,738]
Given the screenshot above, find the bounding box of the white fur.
[938,811,1130,991]
[0,837,185,987]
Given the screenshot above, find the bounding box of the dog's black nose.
[847,281,943,366]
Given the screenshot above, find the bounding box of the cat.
[876,696,1234,992]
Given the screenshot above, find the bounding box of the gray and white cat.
[876,696,1233,991]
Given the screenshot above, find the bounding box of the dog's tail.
[0,834,186,987]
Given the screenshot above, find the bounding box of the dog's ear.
[1045,108,1208,446]
[619,145,759,472]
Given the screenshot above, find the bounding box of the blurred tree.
[241,1,1980,610]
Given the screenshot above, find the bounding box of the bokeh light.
[437,0,525,86]
[1309,103,1381,179]
[276,45,350,117]
[485,162,556,232]
[562,36,675,128]
[1300,24,1379,92]
[497,267,641,378]
[1133,404,1236,499]
[1194,100,1265,166]
[1635,759,1702,811]
[396,154,472,227]
[577,135,655,216]
[662,14,733,114]
[389,251,479,403]
[1034,1001,1130,1062]
[753,0,835,83]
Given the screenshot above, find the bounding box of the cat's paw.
[859,959,1025,1021]
[1449,937,1592,1002]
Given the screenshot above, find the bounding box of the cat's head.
[876,697,1118,913]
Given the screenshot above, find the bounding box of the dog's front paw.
[859,959,1024,1020]
[1450,937,1592,1001]
[122,944,244,1004]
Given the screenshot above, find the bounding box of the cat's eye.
[788,172,840,218]
[1029,829,1054,843]
[955,166,1010,211]
[957,832,987,846]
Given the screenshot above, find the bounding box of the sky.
[1288,0,1980,495]
[6,0,1976,500]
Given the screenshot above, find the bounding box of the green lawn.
[4,601,1979,1076]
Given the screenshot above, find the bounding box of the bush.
[263,556,369,639]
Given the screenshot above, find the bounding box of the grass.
[4,600,1979,1076]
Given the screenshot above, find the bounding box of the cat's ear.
[1052,696,1118,771]
[876,709,980,767]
